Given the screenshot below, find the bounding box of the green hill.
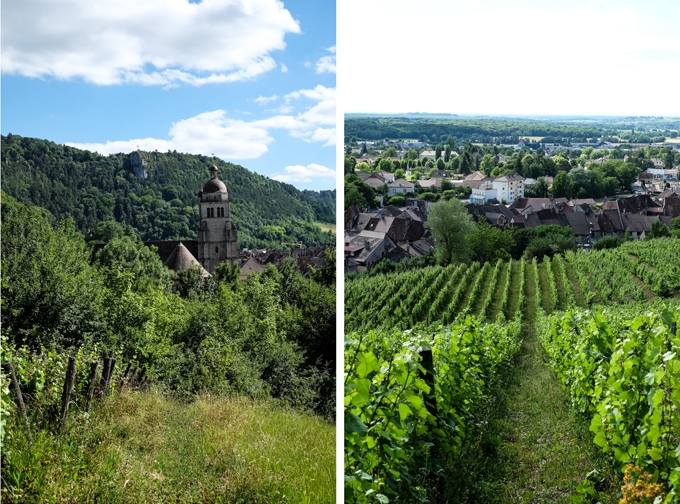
[1,134,335,249]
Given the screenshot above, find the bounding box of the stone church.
[93,161,328,281]
[196,165,239,272]
[131,165,239,276]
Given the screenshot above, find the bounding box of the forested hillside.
[345,115,680,144]
[1,134,335,249]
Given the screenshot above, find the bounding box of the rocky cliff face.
[129,151,147,179]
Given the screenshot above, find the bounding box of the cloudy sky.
[338,0,680,116]
[2,0,336,190]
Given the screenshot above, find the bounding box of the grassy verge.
[2,390,335,503]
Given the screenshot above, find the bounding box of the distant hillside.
[1,134,336,249]
[344,116,604,143]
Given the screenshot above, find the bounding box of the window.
[216,247,219,254]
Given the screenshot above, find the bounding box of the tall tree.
[459,151,472,175]
[552,170,574,199]
[427,197,475,265]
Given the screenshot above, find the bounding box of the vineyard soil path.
[492,269,619,503]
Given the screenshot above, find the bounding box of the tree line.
[345,115,679,144]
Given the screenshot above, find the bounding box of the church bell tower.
[197,165,238,272]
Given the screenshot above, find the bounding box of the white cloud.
[2,0,300,86]
[255,94,279,105]
[66,85,336,157]
[280,63,289,73]
[272,163,335,183]
[315,47,336,73]
[273,85,336,144]
[304,61,312,68]
[315,56,336,74]
[68,111,273,159]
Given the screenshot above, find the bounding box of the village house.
[344,230,395,272]
[469,181,497,204]
[492,174,525,203]
[388,179,415,197]
[357,172,389,190]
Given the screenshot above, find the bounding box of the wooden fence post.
[83,360,99,412]
[1,362,31,441]
[117,362,132,390]
[99,358,111,397]
[59,357,77,428]
[100,357,116,396]
[419,349,437,418]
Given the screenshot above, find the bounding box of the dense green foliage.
[346,116,603,143]
[345,316,522,502]
[345,173,377,209]
[1,194,336,420]
[509,225,577,260]
[538,304,680,501]
[345,115,680,144]
[1,134,335,249]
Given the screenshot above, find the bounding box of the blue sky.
[339,0,680,116]
[2,0,336,190]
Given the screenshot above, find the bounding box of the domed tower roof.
[202,165,227,195]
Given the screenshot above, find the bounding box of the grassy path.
[488,265,619,502]
[470,263,497,316]
[563,260,588,308]
[460,267,486,313]
[536,262,552,314]
[487,263,510,321]
[505,260,522,319]
[550,261,569,311]
[493,322,619,503]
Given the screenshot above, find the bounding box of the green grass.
[313,221,336,235]
[562,260,588,308]
[2,390,335,503]
[492,323,620,503]
[487,263,509,321]
[537,262,552,313]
